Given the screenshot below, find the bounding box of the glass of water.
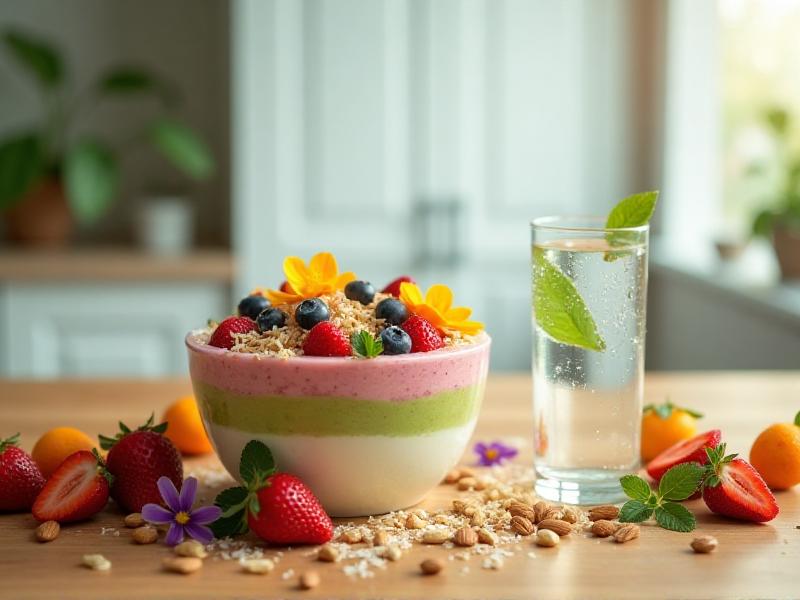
[531,216,649,505]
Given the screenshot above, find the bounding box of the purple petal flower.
[157,477,182,512]
[141,476,221,546]
[179,477,198,512]
[141,503,174,524]
[184,522,215,545]
[473,440,518,466]
[191,505,222,525]
[165,522,185,546]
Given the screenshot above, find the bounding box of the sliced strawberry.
[209,316,257,349]
[702,444,779,522]
[646,429,721,482]
[381,276,415,297]
[32,450,111,523]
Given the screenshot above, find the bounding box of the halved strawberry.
[32,450,112,523]
[702,444,779,522]
[646,429,721,482]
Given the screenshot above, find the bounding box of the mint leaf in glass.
[604,190,659,260]
[658,462,704,501]
[619,499,654,523]
[532,248,606,352]
[620,474,653,502]
[655,502,696,532]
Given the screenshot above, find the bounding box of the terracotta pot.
[773,225,800,280]
[4,177,73,247]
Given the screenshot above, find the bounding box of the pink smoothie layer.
[186,333,490,401]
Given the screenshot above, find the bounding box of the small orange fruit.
[32,427,97,478]
[640,401,702,462]
[750,411,800,490]
[162,396,213,455]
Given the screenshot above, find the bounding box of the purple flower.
[141,476,222,546]
[474,441,518,466]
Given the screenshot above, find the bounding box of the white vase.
[138,196,194,255]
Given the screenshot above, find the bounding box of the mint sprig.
[618,461,703,532]
[351,330,383,358]
[210,440,276,538]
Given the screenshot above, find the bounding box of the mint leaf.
[654,502,696,532]
[620,474,653,502]
[658,462,704,501]
[239,440,276,487]
[606,191,659,230]
[352,330,383,358]
[532,248,606,352]
[211,486,249,537]
[619,500,654,523]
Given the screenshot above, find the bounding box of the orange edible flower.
[398,282,483,335]
[259,252,356,305]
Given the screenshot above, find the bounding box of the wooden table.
[1,373,797,599]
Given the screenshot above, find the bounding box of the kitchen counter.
[0,373,797,599]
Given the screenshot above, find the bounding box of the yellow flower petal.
[284,256,311,292]
[336,271,357,290]
[414,304,448,329]
[445,306,472,321]
[454,320,484,335]
[425,284,453,313]
[399,282,424,307]
[265,288,303,305]
[309,252,338,282]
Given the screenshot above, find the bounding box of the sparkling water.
[532,237,648,504]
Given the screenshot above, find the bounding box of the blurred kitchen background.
[0,0,798,377]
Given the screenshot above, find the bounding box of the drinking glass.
[531,216,649,504]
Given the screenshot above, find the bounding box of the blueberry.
[295,298,330,330]
[238,294,270,320]
[256,308,288,332]
[380,326,412,355]
[344,280,375,305]
[375,298,408,326]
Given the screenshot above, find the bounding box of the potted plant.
[751,108,800,279]
[0,29,214,246]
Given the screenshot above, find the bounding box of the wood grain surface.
[0,373,797,599]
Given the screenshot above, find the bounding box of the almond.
[533,501,550,523]
[508,502,536,522]
[131,526,158,545]
[299,570,320,590]
[534,529,560,547]
[589,505,620,521]
[613,524,640,543]
[457,476,477,491]
[174,540,208,558]
[538,519,572,536]
[542,508,564,521]
[317,544,339,562]
[510,515,535,536]
[405,514,427,529]
[590,520,617,538]
[123,513,145,528]
[690,535,718,554]
[454,526,478,547]
[561,507,579,524]
[420,558,444,575]
[162,556,203,574]
[35,520,60,543]
[422,529,451,544]
[477,528,498,546]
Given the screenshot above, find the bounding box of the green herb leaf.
[794,411,800,427]
[352,330,383,358]
[211,486,250,538]
[654,502,696,532]
[619,500,654,523]
[2,30,63,88]
[238,440,276,487]
[606,191,659,230]
[149,118,214,179]
[658,462,704,501]
[620,474,653,502]
[0,133,43,210]
[532,248,606,352]
[65,139,118,225]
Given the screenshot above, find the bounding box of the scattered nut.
[385,545,403,561]
[420,558,444,575]
[534,529,560,548]
[163,556,203,574]
[241,558,275,574]
[590,520,617,538]
[589,505,620,521]
[613,524,640,544]
[454,526,478,547]
[299,570,320,590]
[533,501,550,523]
[538,519,572,536]
[473,478,487,491]
[477,528,499,546]
[457,477,477,491]
[542,508,564,521]
[82,554,111,571]
[174,540,207,558]
[508,502,536,522]
[510,515,535,536]
[459,466,477,478]
[131,526,158,545]
[443,469,462,484]
[406,514,427,529]
[561,508,579,524]
[123,513,145,528]
[422,529,451,544]
[690,535,718,554]
[317,544,339,562]
[339,529,363,544]
[470,510,486,527]
[373,530,390,547]
[35,520,60,543]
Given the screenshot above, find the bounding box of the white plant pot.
[138,196,194,256]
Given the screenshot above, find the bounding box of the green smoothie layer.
[193,380,484,437]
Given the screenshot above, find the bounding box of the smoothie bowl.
[187,252,489,517]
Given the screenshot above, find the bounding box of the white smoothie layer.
[207,419,478,517]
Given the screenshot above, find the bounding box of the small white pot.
[138,196,194,255]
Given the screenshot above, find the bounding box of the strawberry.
[99,415,183,513]
[646,429,721,482]
[302,322,352,357]
[381,275,415,297]
[32,450,111,523]
[0,433,45,512]
[401,315,444,353]
[702,443,779,522]
[212,441,333,545]
[209,316,257,349]
[279,281,295,294]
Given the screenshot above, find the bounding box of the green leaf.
[655,502,696,532]
[0,133,43,210]
[149,118,214,179]
[620,474,653,502]
[606,191,659,229]
[98,66,156,94]
[794,411,800,427]
[352,330,383,358]
[238,440,276,487]
[64,139,117,225]
[619,500,654,523]
[211,486,250,538]
[532,248,606,352]
[752,209,775,238]
[2,30,63,88]
[658,462,704,501]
